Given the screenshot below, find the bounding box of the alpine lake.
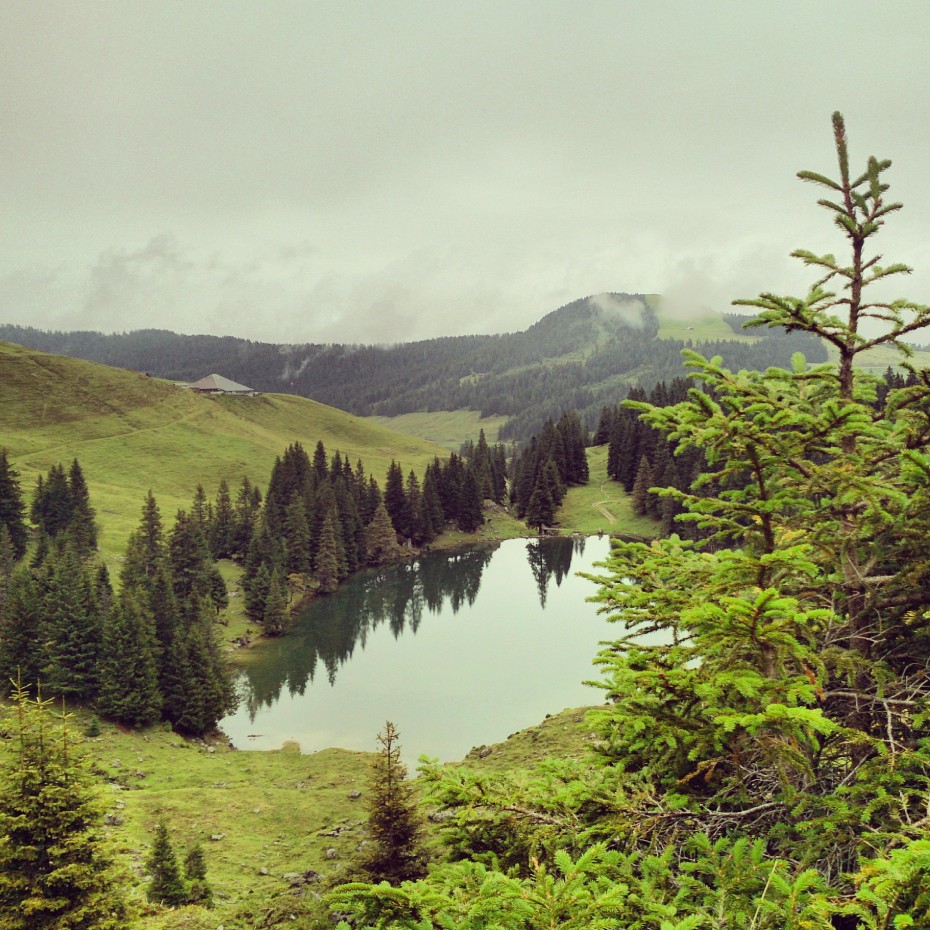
[221,535,619,764]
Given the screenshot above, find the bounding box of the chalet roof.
[189,373,256,393]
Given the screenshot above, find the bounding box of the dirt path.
[591,479,618,524]
[16,405,205,463]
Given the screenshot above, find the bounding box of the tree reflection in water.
[239,545,497,717]
[525,536,588,608]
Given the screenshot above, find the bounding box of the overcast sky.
[3,1,930,344]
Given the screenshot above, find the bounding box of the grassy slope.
[0,699,599,928]
[0,702,373,927]
[557,445,660,538]
[1,341,445,563]
[367,410,508,449]
[823,341,930,373]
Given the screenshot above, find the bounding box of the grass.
[366,410,508,449]
[823,341,930,373]
[555,446,660,538]
[457,705,601,773]
[0,695,603,928]
[1,341,446,564]
[0,701,374,927]
[657,311,756,342]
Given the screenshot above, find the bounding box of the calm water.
[221,535,615,763]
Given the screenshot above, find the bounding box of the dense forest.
[0,298,826,444]
[0,456,235,736]
[236,436,508,632]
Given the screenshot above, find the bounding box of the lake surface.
[221,534,615,763]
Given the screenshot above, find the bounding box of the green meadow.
[367,409,508,449]
[556,445,660,538]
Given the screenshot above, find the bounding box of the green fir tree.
[0,683,129,928]
[183,843,212,907]
[357,721,428,885]
[96,592,162,726]
[146,820,186,907]
[0,450,28,560]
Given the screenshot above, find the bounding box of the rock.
[207,746,216,754]
[325,848,337,860]
[258,867,268,875]
[348,790,362,800]
[104,813,124,826]
[210,833,225,842]
[478,747,493,758]
[283,870,321,887]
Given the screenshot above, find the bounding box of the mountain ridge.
[0,293,827,443]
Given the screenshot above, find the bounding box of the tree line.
[230,436,508,634]
[509,411,589,530]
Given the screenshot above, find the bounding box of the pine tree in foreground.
[357,721,428,885]
[0,683,129,929]
[326,114,930,928]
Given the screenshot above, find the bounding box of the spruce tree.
[283,496,312,576]
[146,821,187,907]
[0,569,43,691]
[183,843,212,906]
[0,450,28,560]
[587,112,930,898]
[630,454,653,516]
[0,683,129,928]
[315,507,347,593]
[422,466,446,537]
[41,544,101,701]
[96,592,162,726]
[384,461,412,541]
[66,459,97,558]
[30,463,72,540]
[209,478,234,559]
[168,508,225,610]
[230,476,261,559]
[364,500,404,565]
[456,468,484,533]
[525,485,555,533]
[173,599,237,737]
[358,721,428,884]
[262,566,289,636]
[120,491,165,591]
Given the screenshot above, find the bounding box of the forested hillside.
[0,296,826,444]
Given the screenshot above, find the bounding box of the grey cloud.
[3,2,930,343]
